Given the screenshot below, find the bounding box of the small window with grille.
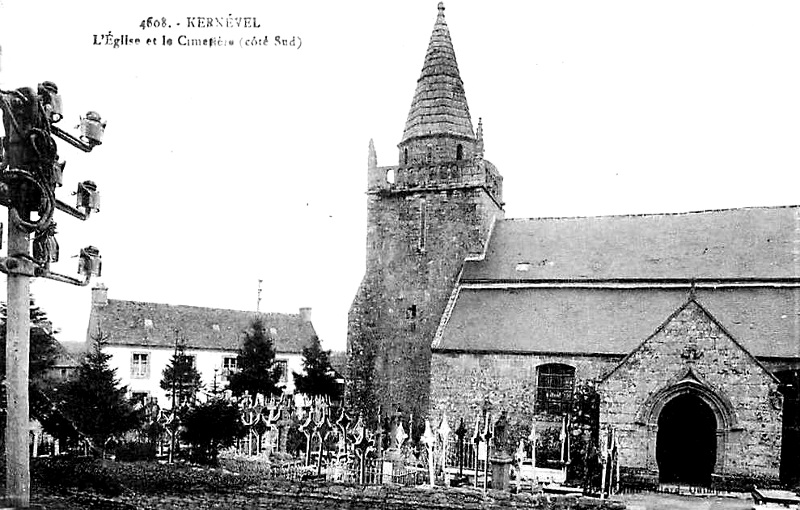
[535,363,575,415]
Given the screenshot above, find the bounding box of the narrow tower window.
[404,148,409,165]
[456,144,463,161]
[427,145,433,163]
[418,199,427,252]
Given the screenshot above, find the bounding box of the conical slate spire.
[401,2,475,144]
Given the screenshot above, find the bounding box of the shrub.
[113,441,156,462]
[182,398,246,465]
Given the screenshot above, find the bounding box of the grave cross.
[455,418,468,478]
[421,419,437,487]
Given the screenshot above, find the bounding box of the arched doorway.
[656,393,717,484]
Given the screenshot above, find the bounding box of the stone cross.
[421,419,437,487]
[438,414,452,485]
[393,420,409,450]
[480,413,493,492]
[335,407,353,458]
[471,413,482,488]
[455,418,468,477]
[352,415,375,485]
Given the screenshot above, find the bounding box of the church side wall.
[429,351,619,452]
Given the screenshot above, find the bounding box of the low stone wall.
[107,481,626,510]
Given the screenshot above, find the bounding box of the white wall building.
[85,285,315,408]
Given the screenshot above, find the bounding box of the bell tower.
[348,2,504,427]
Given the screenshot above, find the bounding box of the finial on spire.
[368,139,377,170]
[438,2,445,12]
[476,117,484,158]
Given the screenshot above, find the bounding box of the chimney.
[92,284,108,306]
[299,307,312,323]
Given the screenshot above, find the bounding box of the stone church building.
[347,3,800,485]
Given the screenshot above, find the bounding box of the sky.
[0,0,799,352]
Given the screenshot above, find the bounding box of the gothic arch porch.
[634,374,741,484]
[656,393,717,483]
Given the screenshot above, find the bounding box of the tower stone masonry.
[347,2,504,426]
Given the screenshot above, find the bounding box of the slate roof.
[401,2,475,143]
[89,299,316,353]
[53,340,83,368]
[435,287,800,358]
[436,206,800,359]
[463,206,800,282]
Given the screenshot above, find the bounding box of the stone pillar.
[490,452,513,491]
[714,429,726,475]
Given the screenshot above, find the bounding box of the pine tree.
[182,397,246,465]
[160,335,202,407]
[228,318,283,398]
[292,335,341,400]
[58,331,141,449]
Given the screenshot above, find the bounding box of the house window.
[275,359,289,383]
[130,391,149,406]
[131,352,150,379]
[222,356,238,381]
[535,364,575,415]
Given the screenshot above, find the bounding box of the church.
[347,3,799,486]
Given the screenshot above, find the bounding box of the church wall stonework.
[429,352,620,442]
[599,300,783,482]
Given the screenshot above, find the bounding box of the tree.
[228,318,283,398]
[568,380,601,490]
[292,335,341,400]
[58,331,141,450]
[160,334,202,408]
[182,397,245,465]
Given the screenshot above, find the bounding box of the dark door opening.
[656,393,717,485]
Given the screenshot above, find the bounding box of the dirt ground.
[618,492,754,510]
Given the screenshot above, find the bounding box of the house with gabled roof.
[86,285,317,407]
[347,2,800,487]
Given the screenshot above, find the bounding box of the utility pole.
[1,72,105,507]
[4,207,31,507]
